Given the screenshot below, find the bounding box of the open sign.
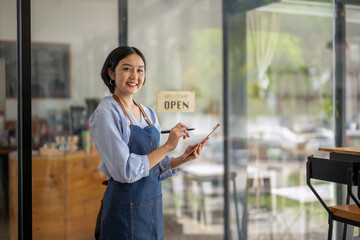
[157,91,195,112]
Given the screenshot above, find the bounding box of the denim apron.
[101,95,163,240]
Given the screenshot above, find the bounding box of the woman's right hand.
[164,123,190,151]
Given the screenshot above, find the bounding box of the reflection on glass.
[244,1,333,239]
[126,0,337,239]
[1,0,119,239]
[0,0,352,238]
[128,0,224,238]
[0,0,17,239]
[345,5,360,147]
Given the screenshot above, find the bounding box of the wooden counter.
[9,151,106,240]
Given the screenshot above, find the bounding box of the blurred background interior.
[1,0,360,239]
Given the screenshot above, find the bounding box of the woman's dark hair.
[100,46,146,93]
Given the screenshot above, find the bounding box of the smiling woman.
[91,46,209,239]
[108,54,145,114]
[100,46,147,95]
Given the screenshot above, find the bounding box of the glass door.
[345,3,360,147]
[0,0,17,239]
[127,0,225,238]
[342,2,360,239]
[1,0,347,239]
[3,0,119,239]
[224,0,334,239]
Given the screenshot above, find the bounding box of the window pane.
[128,0,224,238]
[225,0,334,239]
[345,5,360,147]
[22,1,116,239]
[0,0,340,239]
[0,0,17,239]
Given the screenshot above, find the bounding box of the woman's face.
[108,53,145,97]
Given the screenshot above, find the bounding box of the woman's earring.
[109,79,115,86]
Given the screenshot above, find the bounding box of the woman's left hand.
[182,137,209,162]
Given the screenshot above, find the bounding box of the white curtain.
[247,10,280,90]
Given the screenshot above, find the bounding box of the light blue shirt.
[89,96,176,183]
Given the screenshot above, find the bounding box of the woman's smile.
[126,81,138,87]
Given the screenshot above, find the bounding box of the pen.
[161,128,195,134]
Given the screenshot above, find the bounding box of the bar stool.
[306,155,360,240]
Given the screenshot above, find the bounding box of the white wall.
[0,0,118,120]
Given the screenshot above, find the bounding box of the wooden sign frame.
[157,91,195,113]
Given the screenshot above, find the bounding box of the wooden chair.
[306,155,360,240]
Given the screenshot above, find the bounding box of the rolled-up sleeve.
[90,108,150,183]
[158,155,177,180]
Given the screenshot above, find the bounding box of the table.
[179,164,240,238]
[319,147,360,156]
[272,184,335,240]
[272,184,334,203]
